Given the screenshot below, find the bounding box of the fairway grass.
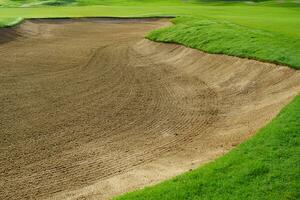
[1,2,300,36]
[115,94,300,200]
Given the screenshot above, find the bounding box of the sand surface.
[1,18,300,200]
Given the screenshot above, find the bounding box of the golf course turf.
[147,16,300,69]
[0,1,300,200]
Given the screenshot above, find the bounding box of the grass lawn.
[147,16,300,69]
[0,1,299,199]
[115,94,300,200]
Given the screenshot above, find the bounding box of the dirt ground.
[1,18,300,200]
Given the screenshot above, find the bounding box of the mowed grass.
[115,94,300,200]
[147,16,300,69]
[1,1,300,36]
[0,0,186,7]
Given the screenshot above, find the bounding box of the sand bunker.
[1,18,300,200]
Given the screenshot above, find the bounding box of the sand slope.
[0,18,299,200]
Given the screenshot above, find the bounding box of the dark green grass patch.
[115,94,300,200]
[147,17,300,69]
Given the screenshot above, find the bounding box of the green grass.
[0,2,300,35]
[0,17,22,27]
[1,1,300,35]
[115,94,300,200]
[147,16,300,69]
[0,0,189,7]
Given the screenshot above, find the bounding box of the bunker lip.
[0,17,174,44]
[27,16,175,23]
[1,18,300,200]
[0,27,20,44]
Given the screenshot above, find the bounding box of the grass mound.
[0,17,22,27]
[116,94,300,200]
[147,17,300,69]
